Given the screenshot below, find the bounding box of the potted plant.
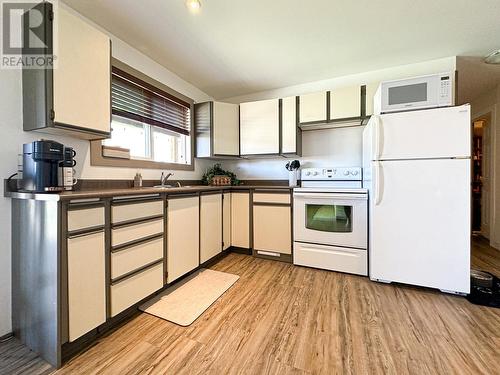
[201,163,240,186]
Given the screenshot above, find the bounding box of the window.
[104,116,190,163]
[101,66,192,167]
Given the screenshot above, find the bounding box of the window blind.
[111,67,191,136]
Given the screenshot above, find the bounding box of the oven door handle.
[293,193,367,200]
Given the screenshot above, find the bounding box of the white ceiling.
[62,0,500,100]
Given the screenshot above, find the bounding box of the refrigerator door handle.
[373,116,382,160]
[374,162,384,205]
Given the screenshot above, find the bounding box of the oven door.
[293,192,367,249]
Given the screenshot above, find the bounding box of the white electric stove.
[293,167,368,276]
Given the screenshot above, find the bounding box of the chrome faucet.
[160,172,174,186]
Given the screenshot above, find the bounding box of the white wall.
[0,6,213,336]
[221,57,457,179]
[471,86,500,250]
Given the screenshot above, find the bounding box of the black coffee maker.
[21,140,64,192]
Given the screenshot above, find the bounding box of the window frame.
[90,59,195,171]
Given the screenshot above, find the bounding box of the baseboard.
[229,246,252,255]
[0,332,13,342]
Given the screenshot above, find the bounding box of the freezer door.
[373,105,470,160]
[370,158,470,293]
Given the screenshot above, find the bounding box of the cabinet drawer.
[68,207,104,232]
[111,237,164,279]
[67,231,106,341]
[294,242,367,276]
[253,193,290,204]
[112,200,164,224]
[110,263,164,317]
[112,219,164,247]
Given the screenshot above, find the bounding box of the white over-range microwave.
[374,72,454,114]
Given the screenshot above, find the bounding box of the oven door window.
[305,204,352,232]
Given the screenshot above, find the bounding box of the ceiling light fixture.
[186,0,201,12]
[484,49,500,64]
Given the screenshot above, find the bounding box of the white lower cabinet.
[110,263,164,317]
[111,219,164,247]
[167,196,200,283]
[200,194,222,264]
[231,192,250,248]
[111,237,164,279]
[223,193,231,250]
[67,231,106,342]
[253,204,291,255]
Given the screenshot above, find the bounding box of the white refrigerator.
[363,105,471,294]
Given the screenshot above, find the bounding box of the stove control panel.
[301,167,362,180]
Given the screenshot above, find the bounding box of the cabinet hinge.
[49,109,55,121]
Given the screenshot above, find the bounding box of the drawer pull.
[68,227,104,239]
[112,233,164,253]
[112,214,164,229]
[111,258,164,286]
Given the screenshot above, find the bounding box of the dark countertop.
[6,184,293,201]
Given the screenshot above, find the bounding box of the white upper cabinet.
[195,101,239,158]
[240,99,280,155]
[329,86,361,120]
[298,92,327,123]
[213,102,240,156]
[281,96,300,155]
[365,82,380,117]
[53,7,111,135]
[22,3,111,139]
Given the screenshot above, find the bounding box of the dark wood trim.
[253,189,292,194]
[111,234,164,253]
[110,259,164,285]
[111,215,163,229]
[200,190,224,196]
[326,91,331,121]
[53,122,110,139]
[67,226,105,239]
[278,98,283,154]
[360,85,367,118]
[67,201,105,211]
[166,192,200,199]
[111,196,163,205]
[229,246,253,255]
[104,198,112,319]
[163,197,168,285]
[252,202,291,207]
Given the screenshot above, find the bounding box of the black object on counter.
[20,140,64,193]
[467,270,500,308]
[285,160,301,171]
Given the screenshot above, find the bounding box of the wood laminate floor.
[2,241,500,375]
